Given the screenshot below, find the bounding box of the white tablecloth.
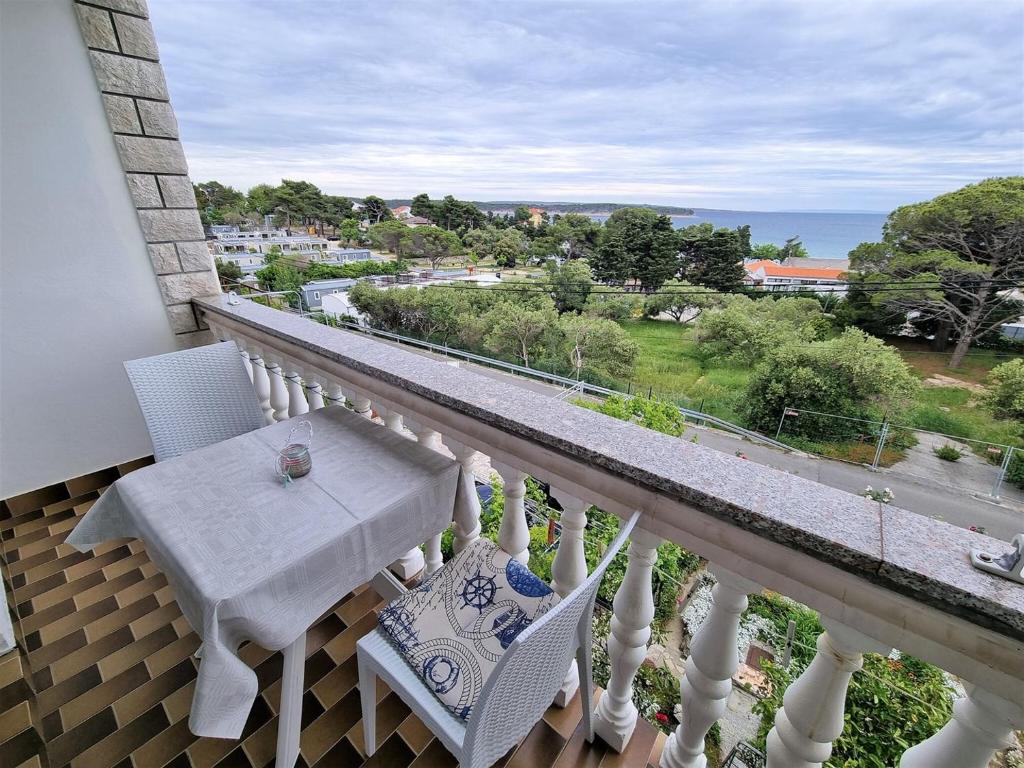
[67,405,470,739]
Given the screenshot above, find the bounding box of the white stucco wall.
[0,0,178,498]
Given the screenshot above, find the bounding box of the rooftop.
[744,260,847,280]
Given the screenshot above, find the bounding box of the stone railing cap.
[196,294,1024,642]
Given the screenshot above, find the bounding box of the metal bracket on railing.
[971,533,1024,584]
[552,380,585,401]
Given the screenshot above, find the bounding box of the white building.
[743,259,848,295]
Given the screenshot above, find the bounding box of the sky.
[149,0,1024,212]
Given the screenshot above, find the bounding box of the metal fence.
[331,320,796,452]
[775,405,1019,501]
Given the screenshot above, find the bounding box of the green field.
[617,318,1022,455]
[615,320,752,424]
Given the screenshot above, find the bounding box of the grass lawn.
[616,318,1023,458]
[887,337,1017,386]
[616,319,752,424]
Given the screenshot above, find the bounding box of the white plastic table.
[67,405,470,767]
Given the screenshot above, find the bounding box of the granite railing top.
[196,295,1024,643]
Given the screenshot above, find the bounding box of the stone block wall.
[73,0,217,343]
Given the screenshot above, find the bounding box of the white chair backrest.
[463,511,641,767]
[124,341,265,462]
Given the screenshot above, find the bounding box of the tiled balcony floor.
[1,464,663,768]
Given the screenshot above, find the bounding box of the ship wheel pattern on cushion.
[377,537,561,719]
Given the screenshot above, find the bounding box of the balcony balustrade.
[191,292,1024,767]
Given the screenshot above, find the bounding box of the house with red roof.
[743,259,848,296]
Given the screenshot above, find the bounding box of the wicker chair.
[357,511,641,768]
[124,341,265,462]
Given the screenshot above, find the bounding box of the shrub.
[933,444,962,461]
[1007,449,1024,490]
[693,295,828,364]
[985,358,1024,420]
[744,329,919,439]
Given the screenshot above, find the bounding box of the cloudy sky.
[149,0,1023,212]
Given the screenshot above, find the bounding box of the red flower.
[655,712,669,724]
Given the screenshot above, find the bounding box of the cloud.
[149,0,1024,210]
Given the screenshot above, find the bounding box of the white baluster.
[441,437,481,553]
[249,354,274,424]
[384,407,425,580]
[306,378,326,410]
[324,383,346,408]
[594,526,662,752]
[766,620,890,768]
[548,487,589,707]
[238,347,254,382]
[492,462,529,565]
[899,684,1024,768]
[348,391,372,419]
[410,421,445,576]
[661,567,761,768]
[285,369,309,417]
[265,358,290,422]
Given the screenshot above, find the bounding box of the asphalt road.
[365,332,1023,542]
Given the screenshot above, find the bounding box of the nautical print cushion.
[378,537,561,720]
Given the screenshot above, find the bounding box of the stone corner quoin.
[73,0,214,344]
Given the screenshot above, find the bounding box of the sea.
[589,209,887,260]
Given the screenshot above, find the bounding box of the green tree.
[514,205,532,224]
[751,243,783,262]
[410,192,436,221]
[584,286,643,321]
[643,279,718,322]
[778,236,809,260]
[984,358,1024,420]
[546,259,593,313]
[321,194,353,230]
[369,219,410,256]
[547,212,601,260]
[245,183,276,217]
[361,195,392,224]
[214,257,243,282]
[678,223,746,291]
[744,328,919,436]
[592,207,679,290]
[194,181,246,225]
[483,301,558,367]
[557,315,638,379]
[434,195,485,231]
[577,394,686,436]
[694,295,827,363]
[491,228,527,268]
[405,226,463,270]
[855,177,1024,368]
[271,179,325,231]
[338,218,363,247]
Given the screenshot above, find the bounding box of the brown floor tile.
[20,597,78,637]
[361,731,415,768]
[34,664,103,716]
[60,545,132,585]
[117,457,155,476]
[70,703,171,768]
[27,628,89,679]
[321,612,377,665]
[162,677,197,725]
[397,712,434,754]
[45,706,119,768]
[145,633,201,679]
[310,655,358,710]
[83,595,162,647]
[4,483,69,517]
[130,715,197,768]
[506,718,568,768]
[113,657,196,727]
[33,596,119,648]
[10,569,69,605]
[48,625,134,686]
[647,730,667,767]
[552,715,608,768]
[56,662,151,736]
[300,688,362,765]
[0,699,33,741]
[543,686,587,740]
[24,570,105,613]
[72,569,147,612]
[0,651,24,687]
[599,719,659,768]
[409,739,459,768]
[335,586,382,626]
[346,691,410,757]
[311,735,363,767]
[2,723,45,768]
[65,468,120,498]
